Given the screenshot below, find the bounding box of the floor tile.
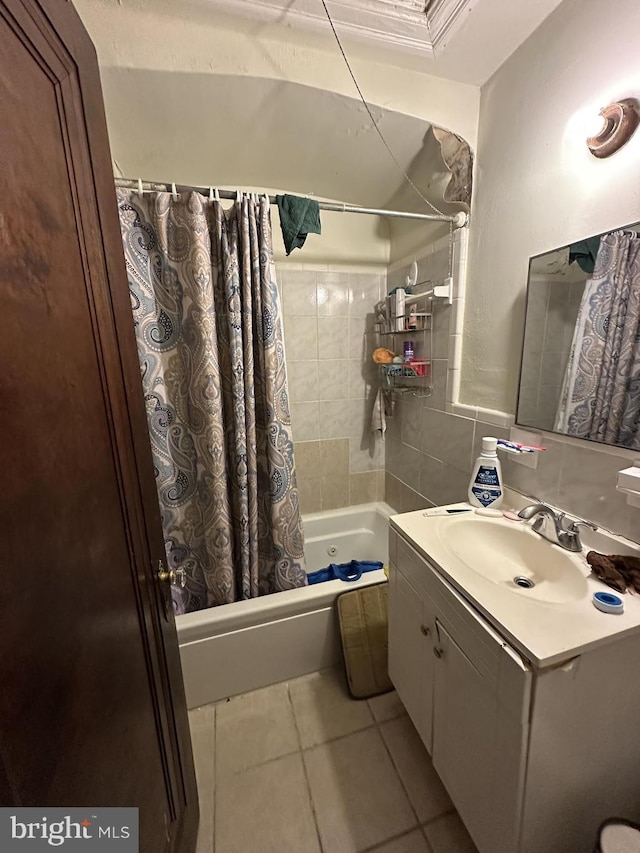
[304,727,416,852]
[367,690,406,723]
[289,668,374,748]
[216,753,321,853]
[188,705,215,853]
[216,682,299,777]
[380,716,453,823]
[424,813,479,853]
[367,828,431,853]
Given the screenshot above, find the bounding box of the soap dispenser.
[468,436,503,509]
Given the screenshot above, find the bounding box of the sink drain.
[514,576,535,589]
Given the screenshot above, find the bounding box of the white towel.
[372,388,393,436]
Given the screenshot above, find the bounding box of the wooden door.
[0,1,198,850]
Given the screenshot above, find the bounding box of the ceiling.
[208,0,565,85]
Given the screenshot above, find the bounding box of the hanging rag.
[371,387,393,435]
[307,560,384,585]
[276,194,321,255]
[569,236,601,274]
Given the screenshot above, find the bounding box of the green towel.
[276,194,321,255]
[569,236,601,274]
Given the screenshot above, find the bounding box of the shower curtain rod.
[114,178,468,226]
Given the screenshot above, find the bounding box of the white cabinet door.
[388,565,434,751]
[432,618,529,853]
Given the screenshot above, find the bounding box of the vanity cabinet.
[388,525,640,853]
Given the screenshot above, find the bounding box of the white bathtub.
[176,502,394,708]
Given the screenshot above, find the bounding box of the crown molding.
[215,0,475,58]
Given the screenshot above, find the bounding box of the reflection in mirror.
[518,223,640,450]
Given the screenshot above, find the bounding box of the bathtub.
[176,502,394,708]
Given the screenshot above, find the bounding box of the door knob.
[157,564,187,588]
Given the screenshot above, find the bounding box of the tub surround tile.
[349,470,384,505]
[294,441,321,478]
[318,318,349,360]
[291,401,320,442]
[348,358,376,400]
[285,316,318,361]
[319,438,349,479]
[216,682,299,778]
[298,477,323,514]
[318,360,349,401]
[281,270,318,315]
[289,668,374,749]
[349,436,385,474]
[350,272,383,317]
[321,476,350,511]
[319,401,352,440]
[288,360,319,403]
[348,398,370,438]
[381,716,453,823]
[317,272,350,317]
[215,753,321,853]
[349,316,376,360]
[303,727,416,853]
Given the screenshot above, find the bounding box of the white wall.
[462,0,640,413]
[75,0,480,149]
[75,0,479,269]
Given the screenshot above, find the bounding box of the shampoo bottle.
[468,436,503,509]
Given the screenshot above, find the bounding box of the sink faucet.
[518,503,597,552]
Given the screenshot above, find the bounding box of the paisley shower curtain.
[117,189,306,613]
[555,230,640,448]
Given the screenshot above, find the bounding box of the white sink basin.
[436,516,589,604]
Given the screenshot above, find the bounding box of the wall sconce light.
[587,98,640,158]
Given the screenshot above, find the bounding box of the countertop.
[390,502,640,667]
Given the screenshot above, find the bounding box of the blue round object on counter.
[593,591,624,614]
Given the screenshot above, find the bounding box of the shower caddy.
[376,276,453,399]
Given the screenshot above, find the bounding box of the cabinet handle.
[433,646,443,659]
[420,624,430,637]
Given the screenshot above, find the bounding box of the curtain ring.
[236,190,242,203]
[214,188,220,202]
[171,182,178,201]
[137,177,144,196]
[209,186,214,202]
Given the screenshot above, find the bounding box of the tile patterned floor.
[189,667,479,853]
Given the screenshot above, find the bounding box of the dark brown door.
[0,1,198,850]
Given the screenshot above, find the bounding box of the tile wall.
[385,240,640,544]
[279,264,386,513]
[519,278,585,430]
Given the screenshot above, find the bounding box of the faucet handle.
[567,519,598,534]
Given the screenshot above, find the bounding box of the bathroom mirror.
[517,222,640,450]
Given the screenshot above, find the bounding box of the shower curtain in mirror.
[117,189,306,613]
[555,230,640,449]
